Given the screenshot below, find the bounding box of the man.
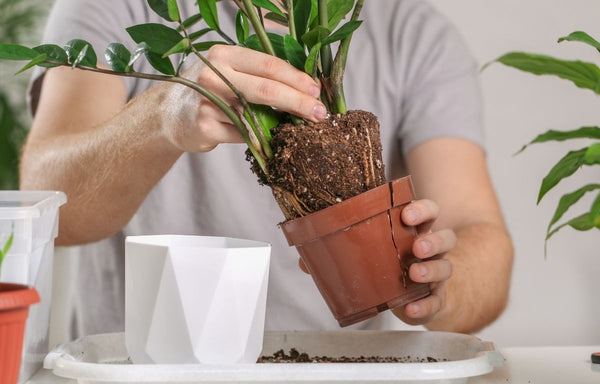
[23,0,513,336]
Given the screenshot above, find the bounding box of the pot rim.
[280,176,414,246]
[0,283,40,311]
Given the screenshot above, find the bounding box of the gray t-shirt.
[30,0,483,337]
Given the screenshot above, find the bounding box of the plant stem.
[330,0,364,114]
[318,0,332,77]
[241,0,275,56]
[288,0,296,40]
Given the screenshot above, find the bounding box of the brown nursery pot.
[0,283,40,384]
[281,176,430,327]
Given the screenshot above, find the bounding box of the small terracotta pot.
[280,176,430,327]
[0,283,40,384]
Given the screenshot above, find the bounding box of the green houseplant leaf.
[105,43,132,72]
[0,44,37,60]
[178,13,204,31]
[490,52,600,95]
[516,127,600,154]
[558,31,600,53]
[145,51,175,75]
[547,184,600,232]
[547,212,599,241]
[321,20,362,45]
[147,0,180,22]
[32,44,68,67]
[264,12,288,27]
[15,53,46,74]
[128,42,149,68]
[197,0,219,30]
[283,34,307,70]
[251,0,284,16]
[584,142,600,164]
[236,10,250,44]
[244,33,286,60]
[64,39,97,67]
[293,0,312,42]
[538,148,587,204]
[0,232,14,273]
[126,23,183,55]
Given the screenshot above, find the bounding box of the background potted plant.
[0,0,428,327]
[486,30,600,254]
[0,231,41,384]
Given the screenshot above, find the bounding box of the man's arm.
[21,46,325,245]
[395,137,513,333]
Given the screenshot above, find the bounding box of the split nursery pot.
[280,176,430,327]
[0,283,40,384]
[125,235,271,365]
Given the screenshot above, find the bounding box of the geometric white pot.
[125,235,271,365]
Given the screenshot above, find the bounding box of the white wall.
[429,0,600,347]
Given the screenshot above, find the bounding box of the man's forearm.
[425,221,514,333]
[20,82,183,245]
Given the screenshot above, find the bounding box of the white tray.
[44,331,503,384]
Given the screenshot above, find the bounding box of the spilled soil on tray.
[258,348,448,363]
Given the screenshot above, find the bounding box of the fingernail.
[313,104,327,120]
[418,264,428,277]
[309,84,321,98]
[409,303,420,317]
[420,240,432,256]
[404,208,418,224]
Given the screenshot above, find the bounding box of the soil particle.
[249,110,386,220]
[257,349,447,363]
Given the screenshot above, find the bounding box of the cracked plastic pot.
[280,176,430,327]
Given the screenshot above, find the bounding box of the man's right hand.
[161,45,326,153]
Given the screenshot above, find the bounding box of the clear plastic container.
[0,191,67,383]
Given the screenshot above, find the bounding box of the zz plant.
[0,0,363,179]
[487,31,600,253]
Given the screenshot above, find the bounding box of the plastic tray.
[44,331,503,383]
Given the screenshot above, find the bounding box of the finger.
[401,199,439,233]
[198,100,237,124]
[225,71,327,122]
[408,258,452,284]
[193,119,245,151]
[412,229,457,259]
[404,284,445,320]
[224,45,321,98]
[298,258,310,274]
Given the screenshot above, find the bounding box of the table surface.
[26,346,600,384]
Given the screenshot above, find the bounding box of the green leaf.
[145,51,175,75]
[148,0,180,22]
[302,26,330,48]
[162,38,191,57]
[516,127,600,154]
[126,23,183,55]
[244,33,286,60]
[294,0,312,42]
[304,42,320,74]
[322,20,362,46]
[547,184,600,232]
[244,103,281,143]
[558,31,600,53]
[178,13,204,31]
[197,0,219,30]
[128,43,149,68]
[236,10,250,44]
[0,44,38,60]
[284,34,307,70]
[584,142,600,164]
[15,54,48,74]
[590,192,600,224]
[193,41,227,52]
[0,233,14,268]
[264,12,288,27]
[188,28,212,42]
[492,52,600,95]
[326,0,355,31]
[538,148,587,204]
[105,43,132,72]
[546,212,597,241]
[32,44,68,67]
[64,39,97,67]
[251,0,284,16]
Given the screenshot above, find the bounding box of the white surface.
[429,0,600,348]
[29,340,600,384]
[41,331,502,384]
[125,235,271,365]
[0,191,67,383]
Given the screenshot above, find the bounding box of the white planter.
[125,235,271,365]
[0,190,66,383]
